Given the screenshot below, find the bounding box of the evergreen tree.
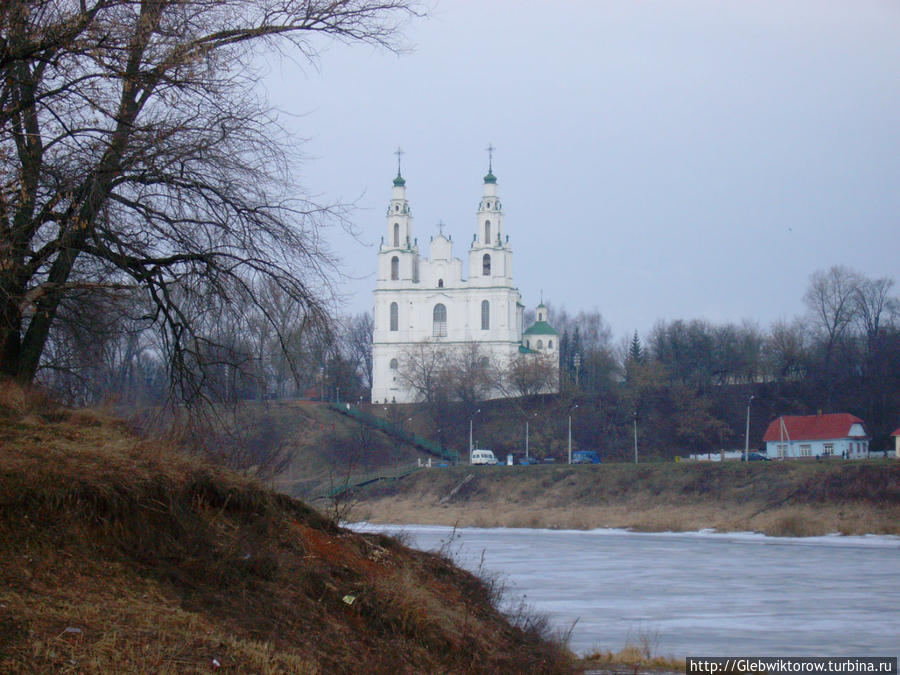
[629,330,645,364]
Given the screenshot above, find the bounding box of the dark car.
[542,456,557,464]
[517,455,540,465]
[747,452,770,461]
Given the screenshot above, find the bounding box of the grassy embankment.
[348,459,900,536]
[0,385,576,674]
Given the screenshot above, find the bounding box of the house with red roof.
[762,413,869,459]
[891,427,900,459]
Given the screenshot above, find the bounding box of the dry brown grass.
[350,462,900,537]
[0,380,576,674]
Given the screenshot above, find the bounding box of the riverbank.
[346,461,900,536]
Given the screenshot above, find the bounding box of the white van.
[471,448,498,465]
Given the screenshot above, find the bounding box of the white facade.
[372,164,551,403]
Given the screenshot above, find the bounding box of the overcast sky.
[263,0,899,340]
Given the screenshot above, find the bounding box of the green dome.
[523,320,558,336]
[483,170,497,184]
[393,172,406,187]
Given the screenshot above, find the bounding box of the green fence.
[327,403,460,464]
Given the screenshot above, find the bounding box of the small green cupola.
[483,141,497,183]
[393,146,406,186]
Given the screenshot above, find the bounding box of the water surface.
[352,524,900,658]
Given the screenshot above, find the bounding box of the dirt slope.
[0,384,575,674]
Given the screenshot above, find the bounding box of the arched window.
[484,220,491,243]
[548,340,553,350]
[482,253,491,276]
[438,279,444,288]
[390,256,399,280]
[433,303,447,337]
[537,339,544,350]
[389,302,398,331]
[481,300,490,330]
[393,223,399,247]
[389,358,398,370]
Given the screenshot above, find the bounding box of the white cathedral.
[371,155,559,404]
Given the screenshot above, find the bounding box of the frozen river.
[352,524,900,658]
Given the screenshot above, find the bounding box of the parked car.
[471,448,499,465]
[572,450,602,464]
[517,455,540,465]
[542,456,557,464]
[747,452,770,461]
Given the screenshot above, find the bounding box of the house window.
[390,256,399,280]
[823,443,834,456]
[800,444,812,457]
[393,223,399,247]
[777,444,787,458]
[482,253,491,276]
[389,302,398,331]
[389,358,398,370]
[481,300,490,330]
[433,303,447,337]
[484,220,491,243]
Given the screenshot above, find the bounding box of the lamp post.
[633,411,638,464]
[574,353,581,387]
[525,412,537,458]
[469,409,481,464]
[744,395,755,462]
[568,404,578,464]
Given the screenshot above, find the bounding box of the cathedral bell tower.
[469,145,512,285]
[379,148,419,284]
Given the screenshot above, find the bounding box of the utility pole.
[744,395,755,461]
[633,411,638,464]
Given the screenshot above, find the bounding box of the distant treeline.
[36,265,899,456]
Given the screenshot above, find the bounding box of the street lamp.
[568,404,579,464]
[525,412,538,458]
[633,411,638,464]
[744,395,755,462]
[574,353,581,387]
[469,409,481,464]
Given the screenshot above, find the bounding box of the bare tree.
[0,0,419,403]
[501,354,558,399]
[854,276,899,348]
[343,311,374,393]
[803,265,861,368]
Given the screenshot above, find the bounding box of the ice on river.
[351,523,900,658]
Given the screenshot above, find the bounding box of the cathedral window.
[393,223,399,247]
[479,357,489,368]
[484,220,491,243]
[389,302,398,331]
[438,279,443,288]
[481,300,490,330]
[389,358,398,370]
[548,340,553,350]
[482,253,491,276]
[537,339,544,349]
[433,303,447,337]
[390,256,399,280]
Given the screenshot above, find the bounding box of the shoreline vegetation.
[342,461,900,538]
